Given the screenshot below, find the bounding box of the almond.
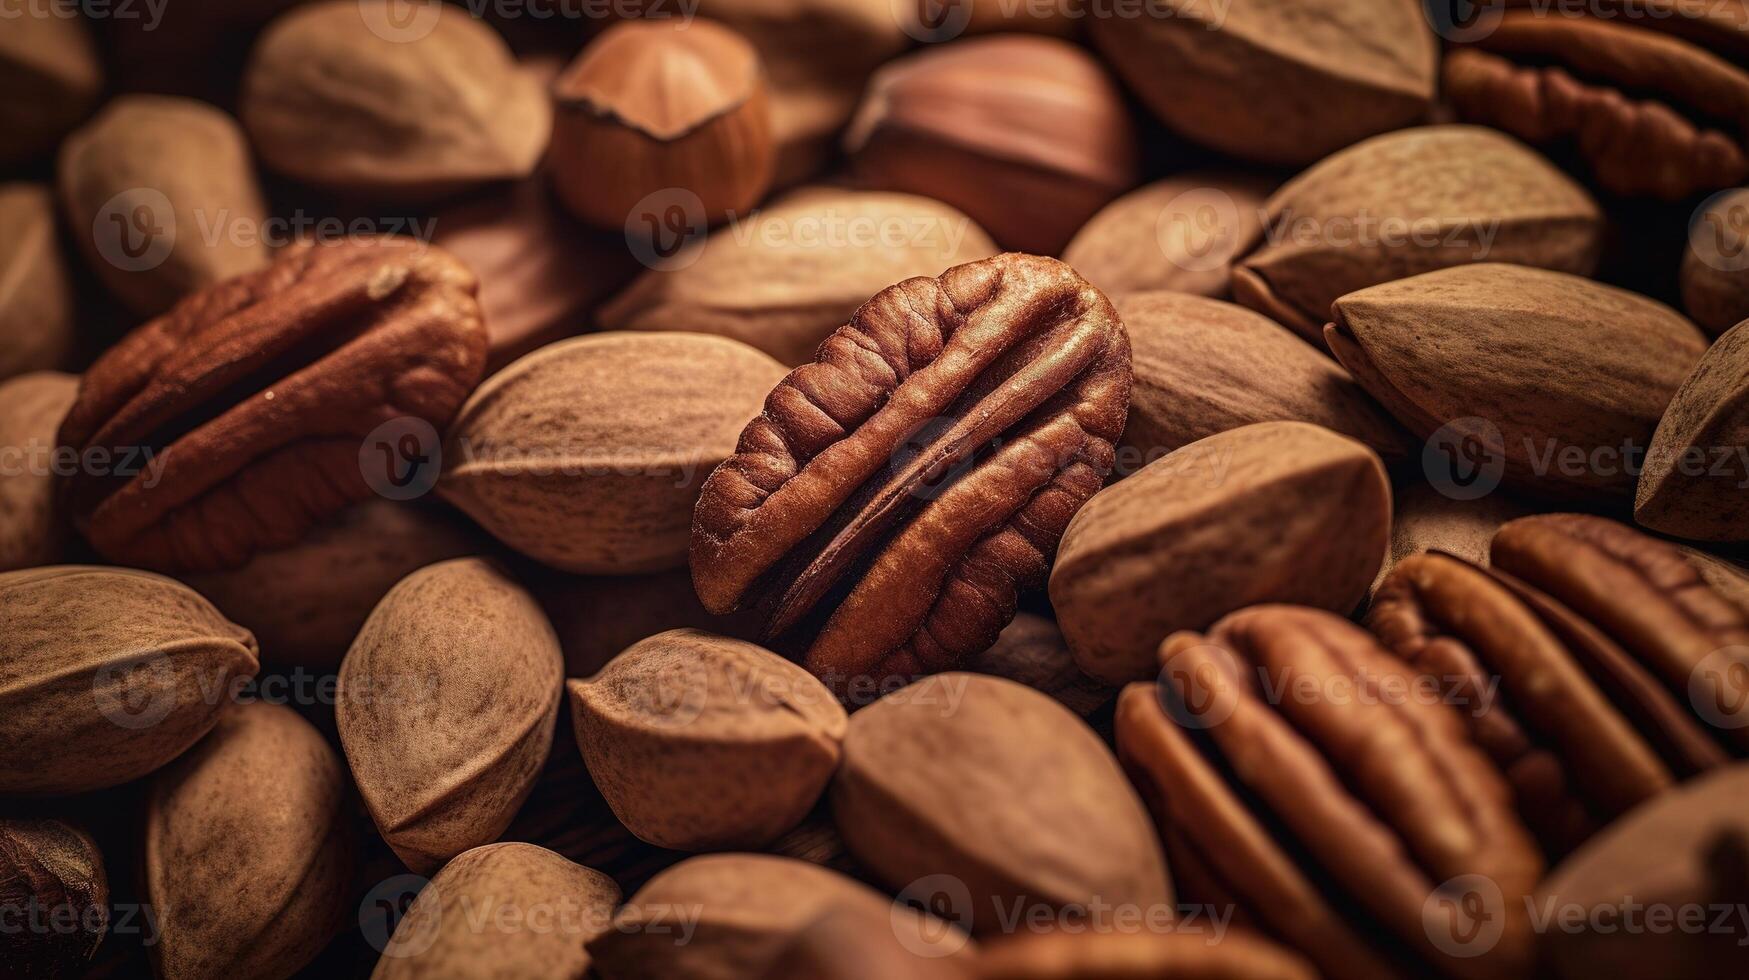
[0,184,75,381]
[0,372,79,573]
[1637,317,1749,540]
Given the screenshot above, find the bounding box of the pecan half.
[56,237,487,572]
[690,253,1130,688]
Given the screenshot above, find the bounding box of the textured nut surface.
[975,929,1316,980]
[1637,318,1749,540]
[0,4,101,164]
[1050,421,1390,683]
[58,95,270,316]
[1234,126,1603,339]
[373,843,620,980]
[1328,263,1707,500]
[1681,187,1749,335]
[598,186,998,365]
[57,236,487,573]
[0,184,75,381]
[1061,171,1275,301]
[0,372,80,573]
[1089,0,1435,166]
[568,629,846,851]
[0,565,258,794]
[0,819,108,978]
[440,332,786,573]
[338,558,563,873]
[146,701,352,980]
[1369,480,1535,598]
[691,253,1130,686]
[833,673,1171,924]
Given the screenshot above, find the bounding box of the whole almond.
[1681,187,1749,336]
[146,701,352,980]
[0,372,79,573]
[0,184,75,381]
[1233,126,1604,340]
[58,95,270,317]
[240,0,549,201]
[439,332,787,573]
[1327,263,1709,500]
[0,566,258,794]
[1637,317,1749,540]
[1061,171,1276,300]
[598,186,998,365]
[1050,421,1391,683]
[0,3,101,164]
[568,628,846,850]
[832,673,1171,926]
[338,558,563,873]
[0,819,108,978]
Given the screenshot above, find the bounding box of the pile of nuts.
[3,1,1749,978]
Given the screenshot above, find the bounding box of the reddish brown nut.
[0,819,108,978]
[56,237,488,572]
[690,253,1130,690]
[975,928,1316,980]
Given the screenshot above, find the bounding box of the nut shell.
[0,184,75,382]
[0,819,108,978]
[0,372,80,573]
[1637,317,1749,540]
[0,5,101,164]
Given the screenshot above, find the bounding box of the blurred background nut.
[568,629,846,851]
[0,819,108,979]
[760,905,976,980]
[0,1,101,165]
[974,929,1316,980]
[240,0,549,202]
[58,96,271,318]
[966,613,1113,720]
[0,566,258,795]
[1061,172,1276,301]
[1637,318,1749,540]
[530,566,764,678]
[843,34,1139,255]
[338,558,563,873]
[0,372,80,573]
[550,18,774,231]
[439,332,786,574]
[0,184,76,383]
[1369,479,1534,599]
[145,701,353,980]
[1681,187,1749,335]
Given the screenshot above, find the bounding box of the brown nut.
[1117,606,1544,980]
[58,95,270,317]
[530,565,764,678]
[843,35,1139,255]
[240,0,549,202]
[1233,126,1604,340]
[0,819,108,979]
[439,332,786,574]
[0,372,80,573]
[0,3,101,165]
[338,558,563,873]
[56,236,488,573]
[1061,171,1276,301]
[761,904,976,980]
[1369,480,1535,598]
[1327,263,1708,501]
[0,566,258,795]
[690,253,1130,688]
[967,612,1114,720]
[833,673,1171,928]
[1089,0,1435,166]
[975,929,1316,980]
[145,701,353,980]
[597,186,999,366]
[568,629,846,851]
[1050,421,1391,684]
[1637,317,1749,541]
[0,184,76,382]
[551,18,773,231]
[1681,187,1749,335]
[373,843,620,979]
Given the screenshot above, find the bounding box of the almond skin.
[0,372,79,573]
[1062,171,1276,300]
[1637,317,1749,540]
[0,184,75,381]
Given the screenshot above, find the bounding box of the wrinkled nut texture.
[569,629,846,851]
[843,35,1139,255]
[374,843,620,980]
[1328,263,1707,501]
[1233,126,1603,340]
[0,819,108,978]
[1050,421,1390,684]
[1089,0,1435,166]
[241,0,549,200]
[441,332,786,574]
[1637,318,1749,540]
[598,186,999,366]
[0,4,101,164]
[1119,607,1544,980]
[833,673,1170,924]
[146,702,352,980]
[338,558,563,873]
[1117,292,1409,467]
[1369,480,1533,597]
[1061,171,1275,301]
[1681,187,1749,335]
[57,237,487,573]
[0,566,258,794]
[967,612,1114,719]
[58,96,270,316]
[975,929,1316,980]
[0,184,75,381]
[0,372,80,573]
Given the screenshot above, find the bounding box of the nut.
[966,612,1114,720]
[1369,480,1534,598]
[338,558,563,873]
[0,3,101,164]
[690,253,1130,688]
[145,701,353,980]
[974,929,1316,980]
[1061,171,1276,301]
[597,186,998,366]
[762,904,976,980]
[240,0,549,202]
[1327,263,1708,500]
[568,628,846,850]
[551,17,773,231]
[0,184,75,382]
[0,819,108,979]
[57,236,488,572]
[1637,317,1749,541]
[843,35,1139,255]
[439,332,786,574]
[0,565,258,795]
[0,372,80,573]
[1232,126,1604,340]
[1050,421,1391,684]
[58,95,270,317]
[1089,0,1436,165]
[530,566,764,678]
[1681,187,1749,336]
